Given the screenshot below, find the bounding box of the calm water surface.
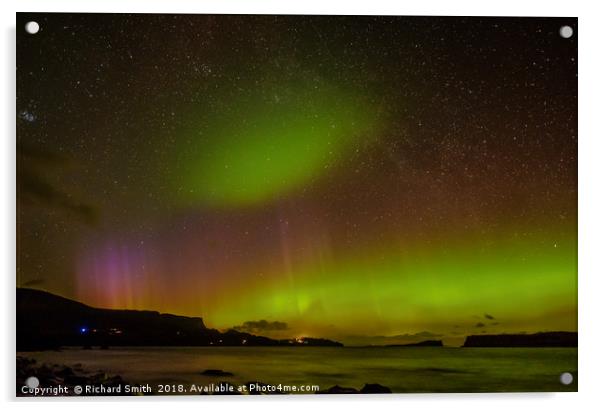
[20,346,577,393]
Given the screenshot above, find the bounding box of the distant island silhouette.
[463,331,577,347]
[385,340,443,347]
[16,288,342,350]
[17,288,577,351]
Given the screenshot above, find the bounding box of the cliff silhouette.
[16,288,342,350]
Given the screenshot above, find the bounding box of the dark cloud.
[475,322,485,328]
[232,320,289,333]
[18,141,98,225]
[484,314,495,320]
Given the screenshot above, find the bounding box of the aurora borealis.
[175,78,380,207]
[17,14,577,345]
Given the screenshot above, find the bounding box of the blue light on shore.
[80,327,88,334]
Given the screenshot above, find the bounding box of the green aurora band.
[157,77,576,344]
[17,14,578,348]
[174,80,380,207]
[206,225,577,342]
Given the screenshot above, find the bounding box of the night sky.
[17,14,577,345]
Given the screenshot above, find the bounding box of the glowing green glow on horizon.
[206,229,577,338]
[175,82,379,207]
[17,14,578,349]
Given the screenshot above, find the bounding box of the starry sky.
[17,14,577,345]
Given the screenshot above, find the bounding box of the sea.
[19,346,577,394]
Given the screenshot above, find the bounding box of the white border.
[3,1,601,409]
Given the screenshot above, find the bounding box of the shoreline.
[17,355,393,396]
[17,346,578,395]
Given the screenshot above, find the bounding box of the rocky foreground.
[17,356,391,396]
[17,356,131,396]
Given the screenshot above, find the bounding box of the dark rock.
[463,331,577,347]
[318,385,359,394]
[200,369,234,376]
[360,383,392,393]
[64,374,90,385]
[54,366,75,378]
[17,356,133,396]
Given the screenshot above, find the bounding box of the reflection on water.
[20,346,577,393]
